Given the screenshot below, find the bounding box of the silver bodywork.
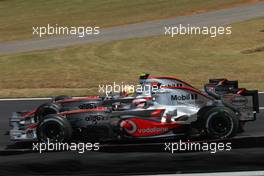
[10,76,259,141]
[140,77,257,121]
[10,112,37,141]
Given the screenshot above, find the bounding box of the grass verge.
[0,0,263,42]
[0,17,263,97]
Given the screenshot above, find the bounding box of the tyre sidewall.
[35,103,61,122]
[37,115,72,143]
[203,107,238,139]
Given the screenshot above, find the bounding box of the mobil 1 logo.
[171,94,198,101]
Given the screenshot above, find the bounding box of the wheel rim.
[208,111,233,137]
[39,120,65,142]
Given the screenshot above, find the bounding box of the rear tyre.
[54,95,72,101]
[36,114,72,143]
[202,107,239,139]
[34,103,61,122]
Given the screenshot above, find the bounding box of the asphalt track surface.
[0,2,264,55]
[0,95,264,175]
[1,3,264,175]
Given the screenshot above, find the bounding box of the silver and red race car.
[10,74,259,142]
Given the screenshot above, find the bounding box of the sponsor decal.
[166,83,183,87]
[138,127,168,134]
[120,120,137,134]
[171,94,198,101]
[231,96,248,106]
[85,115,109,124]
[237,106,252,112]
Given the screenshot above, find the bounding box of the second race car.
[10,74,259,143]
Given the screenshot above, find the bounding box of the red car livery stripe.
[148,76,196,89]
[150,109,165,117]
[56,96,101,103]
[22,109,36,119]
[237,88,246,95]
[60,107,108,115]
[27,123,38,129]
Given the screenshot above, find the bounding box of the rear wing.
[238,89,259,113]
[209,78,238,89]
[205,78,260,121]
[205,78,238,95]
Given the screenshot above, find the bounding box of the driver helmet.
[132,98,147,108]
[121,85,135,97]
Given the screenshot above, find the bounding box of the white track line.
[0,97,86,101]
[152,170,264,176]
[0,97,51,101]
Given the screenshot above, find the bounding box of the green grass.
[0,17,263,98]
[0,0,261,41]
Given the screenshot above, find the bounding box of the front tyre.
[202,107,239,139]
[34,103,61,122]
[54,95,72,102]
[36,114,72,143]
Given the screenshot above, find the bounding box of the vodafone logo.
[120,120,137,134]
[138,127,168,134]
[120,120,169,135]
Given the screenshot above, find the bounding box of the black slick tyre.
[34,103,61,122]
[36,114,72,143]
[202,107,239,139]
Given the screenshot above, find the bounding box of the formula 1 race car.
[9,74,259,143]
